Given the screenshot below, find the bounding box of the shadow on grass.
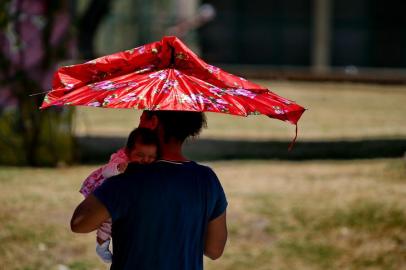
[77,136,406,163]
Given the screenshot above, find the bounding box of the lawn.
[74,81,406,140]
[1,81,406,269]
[0,159,405,270]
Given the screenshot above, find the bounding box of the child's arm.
[101,148,128,178]
[80,167,103,197]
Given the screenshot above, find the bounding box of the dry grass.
[1,159,405,270]
[205,159,406,270]
[2,81,405,269]
[74,81,406,140]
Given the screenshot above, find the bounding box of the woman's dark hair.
[126,127,160,151]
[144,110,207,142]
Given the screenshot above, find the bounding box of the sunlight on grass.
[278,240,340,268]
[1,159,405,269]
[2,80,406,269]
[74,81,406,140]
[316,202,406,231]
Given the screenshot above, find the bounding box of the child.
[80,127,159,263]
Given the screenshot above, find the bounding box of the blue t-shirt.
[93,160,228,270]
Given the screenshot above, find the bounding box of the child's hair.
[125,127,160,153]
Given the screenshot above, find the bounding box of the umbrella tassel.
[288,124,298,151]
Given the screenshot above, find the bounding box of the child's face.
[128,143,157,164]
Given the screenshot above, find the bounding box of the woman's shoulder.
[189,161,214,171]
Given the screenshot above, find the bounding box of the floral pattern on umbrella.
[41,36,305,125]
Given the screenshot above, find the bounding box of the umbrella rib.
[40,36,305,127]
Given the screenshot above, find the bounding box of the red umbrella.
[40,36,305,146]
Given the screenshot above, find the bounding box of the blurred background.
[1,0,405,269]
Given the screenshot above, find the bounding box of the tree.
[0,0,111,166]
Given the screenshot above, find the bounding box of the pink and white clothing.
[80,148,128,241]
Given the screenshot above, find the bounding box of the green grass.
[3,159,404,269]
[278,240,340,268]
[2,81,406,269]
[317,202,406,231]
[205,159,406,270]
[74,81,406,140]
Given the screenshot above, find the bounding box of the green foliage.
[0,108,75,166]
[0,0,78,167]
